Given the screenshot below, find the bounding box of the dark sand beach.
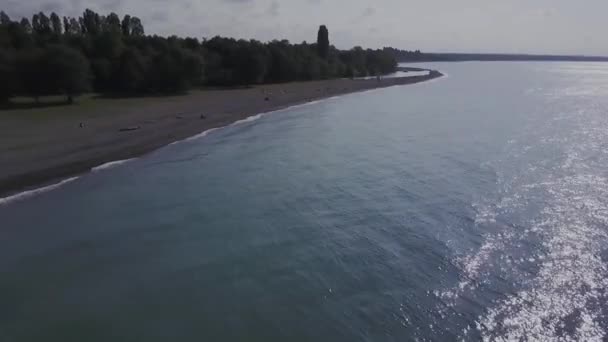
[0,71,442,196]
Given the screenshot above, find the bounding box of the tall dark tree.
[63,16,70,34]
[19,18,32,33]
[80,9,101,35]
[121,15,131,36]
[64,17,80,35]
[104,13,121,33]
[130,17,144,36]
[50,12,62,36]
[32,12,51,35]
[119,15,144,36]
[317,25,329,59]
[0,11,10,26]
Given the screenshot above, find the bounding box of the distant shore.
[0,70,443,197]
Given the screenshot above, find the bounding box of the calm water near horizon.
[2,62,608,341]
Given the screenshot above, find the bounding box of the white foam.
[0,177,79,206]
[231,113,264,125]
[179,127,220,143]
[91,158,136,172]
[298,100,322,106]
[0,157,135,207]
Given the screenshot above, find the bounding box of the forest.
[0,9,400,103]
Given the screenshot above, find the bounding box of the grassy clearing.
[0,93,187,120]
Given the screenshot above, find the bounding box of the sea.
[1,62,608,341]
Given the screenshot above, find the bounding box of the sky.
[3,0,608,55]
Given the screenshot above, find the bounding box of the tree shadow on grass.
[93,91,189,99]
[0,100,69,111]
[92,86,254,99]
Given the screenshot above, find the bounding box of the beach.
[0,71,442,197]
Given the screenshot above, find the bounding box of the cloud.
[99,0,123,11]
[150,10,168,22]
[361,7,375,17]
[39,2,63,13]
[266,1,279,16]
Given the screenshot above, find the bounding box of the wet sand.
[0,71,442,196]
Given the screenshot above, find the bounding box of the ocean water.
[1,62,608,341]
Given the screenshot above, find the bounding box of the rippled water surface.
[2,62,608,341]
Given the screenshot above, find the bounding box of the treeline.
[0,10,398,103]
[383,47,426,62]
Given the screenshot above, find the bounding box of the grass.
[0,93,187,120]
[1,94,98,117]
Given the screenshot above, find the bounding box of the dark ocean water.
[2,62,608,341]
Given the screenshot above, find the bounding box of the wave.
[231,113,264,126]
[1,158,135,206]
[91,158,136,172]
[0,177,80,206]
[177,127,220,144]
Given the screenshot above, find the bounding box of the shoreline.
[0,70,443,199]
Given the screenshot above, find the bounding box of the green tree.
[63,16,70,34]
[6,20,34,49]
[93,30,124,59]
[65,17,80,35]
[20,18,32,34]
[0,21,9,48]
[0,11,11,26]
[119,15,144,36]
[50,12,62,36]
[317,25,329,59]
[90,58,112,91]
[130,17,144,36]
[16,48,47,102]
[303,55,321,80]
[146,46,203,92]
[104,13,121,33]
[121,15,131,36]
[45,45,91,103]
[235,40,268,84]
[183,37,200,50]
[32,12,51,36]
[0,49,16,103]
[80,9,101,35]
[181,49,205,86]
[267,40,298,82]
[115,48,147,92]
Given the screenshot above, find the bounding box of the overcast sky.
[3,0,608,55]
